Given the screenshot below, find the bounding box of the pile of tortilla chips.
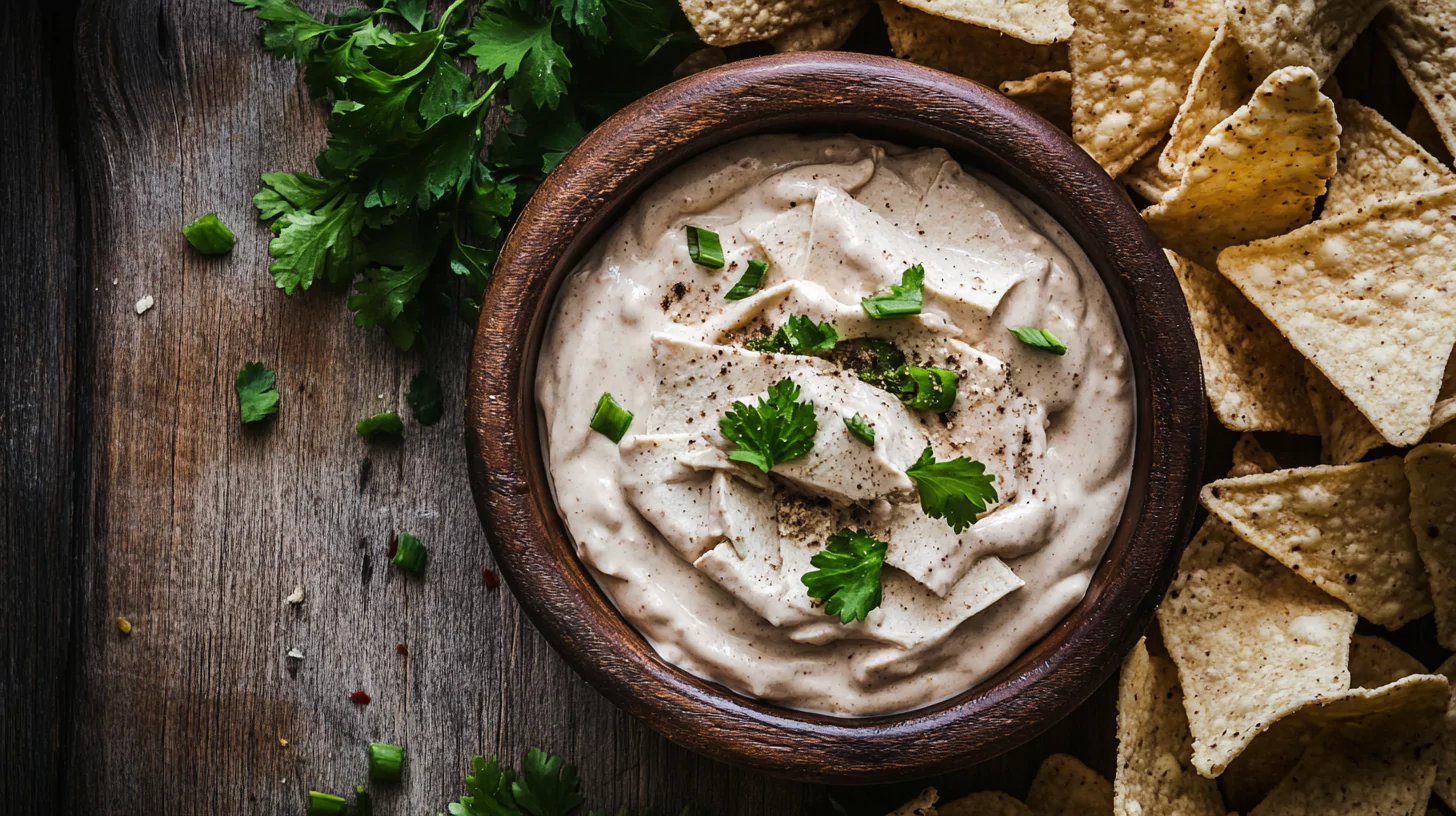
[677,1,1456,812]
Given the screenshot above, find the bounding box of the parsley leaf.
[552,0,608,40]
[448,755,519,816]
[861,264,924,319]
[802,529,887,623]
[905,447,998,533]
[844,414,875,445]
[745,315,839,355]
[356,412,404,438]
[255,174,365,293]
[1009,326,1068,355]
[468,8,572,110]
[407,371,444,425]
[718,378,818,473]
[511,748,584,816]
[236,362,281,424]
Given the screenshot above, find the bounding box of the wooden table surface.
[1,1,1441,814]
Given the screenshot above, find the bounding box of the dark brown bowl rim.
[465,52,1206,784]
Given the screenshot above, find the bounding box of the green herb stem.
[183,213,236,255]
[686,226,724,268]
[307,791,346,816]
[392,533,428,573]
[368,742,405,782]
[589,392,634,443]
[1009,326,1068,355]
[724,259,768,300]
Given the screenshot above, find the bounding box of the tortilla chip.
[1000,71,1072,134]
[1349,633,1427,689]
[1115,640,1227,815]
[1168,250,1317,434]
[1201,458,1434,628]
[1409,103,1455,168]
[679,0,858,45]
[939,791,1030,816]
[1159,22,1256,178]
[1123,139,1180,203]
[1025,754,1111,816]
[890,788,939,815]
[1324,98,1456,219]
[1217,186,1456,447]
[1218,715,1318,814]
[1303,363,1386,465]
[880,1,1070,89]
[1434,654,1456,810]
[891,0,1074,43]
[1157,508,1356,778]
[1068,0,1221,178]
[771,1,870,51]
[1249,674,1449,816]
[1407,443,1456,650]
[1379,0,1456,163]
[1430,357,1456,436]
[1226,0,1388,85]
[1142,67,1339,268]
[1231,433,1280,475]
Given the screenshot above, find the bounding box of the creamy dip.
[536,134,1134,716]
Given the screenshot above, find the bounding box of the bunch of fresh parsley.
[234,0,700,349]
[447,748,701,816]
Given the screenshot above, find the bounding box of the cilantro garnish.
[234,0,701,348]
[236,362,281,424]
[802,529,887,623]
[718,378,818,473]
[1009,326,1068,355]
[356,412,404,438]
[724,259,767,300]
[407,371,444,425]
[905,447,998,533]
[844,414,875,445]
[861,264,924,319]
[894,366,959,412]
[446,749,591,816]
[745,315,839,355]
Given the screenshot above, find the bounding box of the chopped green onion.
[307,791,346,816]
[844,414,875,445]
[725,259,768,300]
[861,265,924,319]
[686,226,724,268]
[391,533,428,573]
[367,742,404,781]
[182,213,236,256]
[355,786,372,816]
[589,392,634,443]
[903,366,959,412]
[1009,327,1068,355]
[356,412,403,439]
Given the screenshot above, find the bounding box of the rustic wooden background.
[1,1,1446,814]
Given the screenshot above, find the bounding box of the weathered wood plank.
[0,2,83,814]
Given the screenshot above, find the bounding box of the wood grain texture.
[467,52,1206,784]
[5,0,1447,813]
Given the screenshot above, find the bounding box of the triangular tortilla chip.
[1157,511,1356,777]
[1142,67,1339,268]
[891,0,1074,43]
[1069,0,1221,177]
[1000,70,1072,134]
[940,791,1030,816]
[1025,753,1111,816]
[1409,102,1455,168]
[1380,0,1456,162]
[891,788,940,816]
[1225,0,1387,85]
[1231,432,1280,475]
[680,0,859,45]
[1407,443,1456,650]
[1160,22,1256,178]
[1249,674,1449,816]
[1325,99,1456,219]
[1217,185,1456,446]
[1116,640,1227,814]
[1349,633,1426,689]
[1434,654,1456,811]
[1123,139,1180,203]
[879,1,1070,88]
[771,1,871,51]
[1201,458,1434,628]
[1167,250,1316,434]
[1303,363,1386,465]
[1218,714,1318,814]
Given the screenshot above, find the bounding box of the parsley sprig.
[744,315,839,355]
[235,0,700,348]
[236,362,281,424]
[861,264,924,319]
[905,447,998,533]
[718,378,818,473]
[802,529,888,623]
[449,748,583,816]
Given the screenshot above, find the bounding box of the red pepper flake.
[349,689,372,705]
[395,643,408,655]
[482,568,500,590]
[386,536,398,559]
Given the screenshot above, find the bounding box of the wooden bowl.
[466,52,1206,784]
